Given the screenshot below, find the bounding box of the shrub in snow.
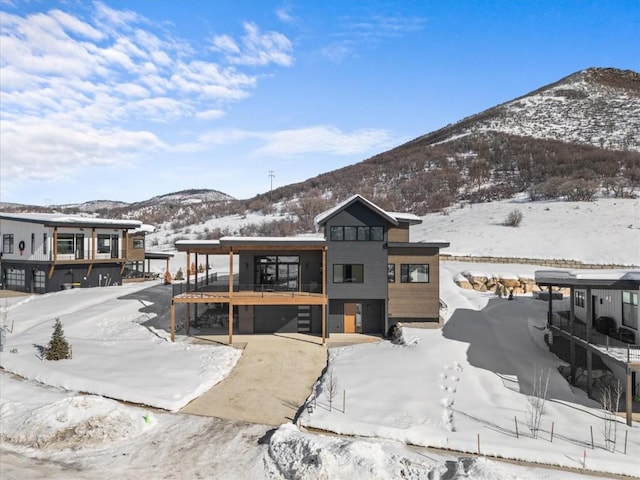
[45,318,71,361]
[175,268,184,281]
[503,209,523,227]
[386,323,404,344]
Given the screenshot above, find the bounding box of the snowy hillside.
[455,69,640,152]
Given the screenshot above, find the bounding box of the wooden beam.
[185,251,190,336]
[87,263,93,277]
[53,227,58,263]
[229,248,234,345]
[48,263,55,280]
[120,262,126,275]
[322,303,326,346]
[91,228,96,260]
[170,299,176,342]
[123,230,129,260]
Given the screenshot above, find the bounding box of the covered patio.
[536,269,640,426]
[169,237,329,345]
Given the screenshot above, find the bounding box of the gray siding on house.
[325,202,390,301]
[251,305,323,334]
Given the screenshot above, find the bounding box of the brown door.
[344,303,356,333]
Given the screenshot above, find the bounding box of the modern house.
[170,195,449,344]
[0,212,143,293]
[536,269,640,425]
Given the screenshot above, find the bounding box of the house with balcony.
[0,213,143,293]
[170,195,449,344]
[536,269,640,425]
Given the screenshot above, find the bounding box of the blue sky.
[1,0,638,206]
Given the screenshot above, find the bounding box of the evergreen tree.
[46,318,70,360]
[175,268,184,281]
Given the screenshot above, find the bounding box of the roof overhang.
[145,251,175,260]
[0,212,141,230]
[175,236,327,254]
[387,241,450,249]
[314,194,399,227]
[535,269,640,291]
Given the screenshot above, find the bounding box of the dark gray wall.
[325,202,390,300]
[252,305,323,334]
[328,299,385,333]
[1,261,122,293]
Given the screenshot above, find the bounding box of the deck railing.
[550,313,640,363]
[173,279,323,297]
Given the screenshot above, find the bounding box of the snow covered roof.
[0,212,141,229]
[314,194,422,227]
[175,236,326,252]
[535,269,640,289]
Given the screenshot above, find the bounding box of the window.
[133,239,144,249]
[622,291,638,329]
[401,264,429,283]
[333,264,364,283]
[31,233,35,254]
[43,233,48,255]
[57,233,84,258]
[3,234,14,254]
[255,255,299,291]
[329,226,384,241]
[575,291,585,308]
[33,270,46,292]
[97,234,111,254]
[387,264,395,283]
[330,226,344,241]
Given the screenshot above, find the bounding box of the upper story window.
[57,233,84,258]
[622,291,638,329]
[43,233,48,255]
[31,233,35,254]
[333,264,364,283]
[329,226,384,241]
[575,290,585,308]
[401,264,429,283]
[132,239,145,249]
[97,234,112,254]
[3,234,14,253]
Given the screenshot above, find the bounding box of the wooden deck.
[173,290,327,305]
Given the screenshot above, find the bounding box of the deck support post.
[627,366,633,426]
[186,252,190,336]
[569,286,576,384]
[585,287,592,398]
[228,248,234,345]
[547,286,553,327]
[170,299,176,342]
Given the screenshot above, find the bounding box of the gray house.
[171,195,449,343]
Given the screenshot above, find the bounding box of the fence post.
[514,416,519,439]
[550,422,554,442]
[590,426,594,449]
[477,434,480,455]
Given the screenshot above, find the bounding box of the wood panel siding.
[387,247,440,321]
[387,225,409,242]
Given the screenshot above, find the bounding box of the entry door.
[344,303,358,333]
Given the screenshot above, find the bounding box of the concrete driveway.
[180,333,380,425]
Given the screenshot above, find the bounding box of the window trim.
[400,264,429,283]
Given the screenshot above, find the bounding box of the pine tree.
[46,318,70,360]
[164,270,172,284]
[175,268,184,281]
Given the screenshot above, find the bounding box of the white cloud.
[0,2,293,187]
[213,22,294,67]
[197,125,394,157]
[276,7,296,24]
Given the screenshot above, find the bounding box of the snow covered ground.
[1,196,639,479]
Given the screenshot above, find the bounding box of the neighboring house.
[0,213,142,293]
[170,195,449,343]
[536,269,640,425]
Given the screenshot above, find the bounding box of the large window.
[97,234,111,254]
[575,290,585,308]
[401,264,429,283]
[330,226,384,241]
[255,255,299,291]
[622,291,638,329]
[3,234,14,254]
[333,264,364,283]
[57,233,84,258]
[33,270,46,292]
